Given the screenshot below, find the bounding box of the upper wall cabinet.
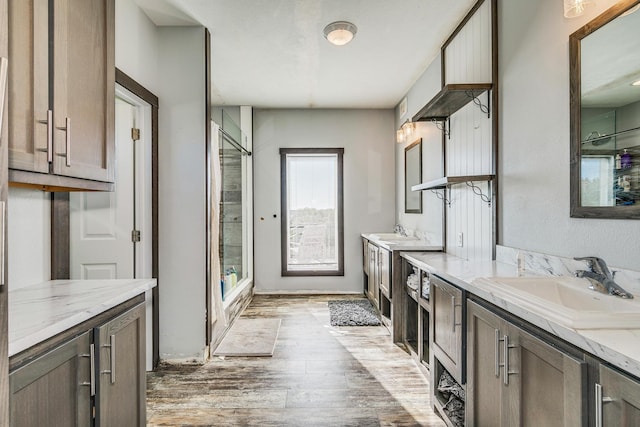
[7,0,115,191]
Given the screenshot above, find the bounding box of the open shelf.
[412,83,492,122]
[411,175,494,192]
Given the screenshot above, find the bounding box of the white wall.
[499,0,640,270]
[157,27,207,360]
[7,189,50,289]
[253,109,395,293]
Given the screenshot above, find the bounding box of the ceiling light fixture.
[323,21,357,46]
[563,0,594,18]
[633,80,640,86]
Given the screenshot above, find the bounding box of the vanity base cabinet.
[366,243,379,309]
[9,300,146,426]
[96,303,146,427]
[431,275,464,384]
[466,301,587,426]
[598,364,640,426]
[9,331,92,427]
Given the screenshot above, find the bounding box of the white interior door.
[70,98,136,279]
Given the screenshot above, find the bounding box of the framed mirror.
[405,138,422,213]
[570,0,640,218]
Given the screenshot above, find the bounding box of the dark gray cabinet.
[466,300,587,426]
[366,242,378,308]
[96,303,146,427]
[9,331,92,427]
[431,275,464,384]
[598,364,640,426]
[9,302,146,426]
[7,0,115,191]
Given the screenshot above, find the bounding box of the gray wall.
[253,109,396,293]
[498,0,639,269]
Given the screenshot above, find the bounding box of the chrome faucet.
[574,257,634,299]
[393,224,408,237]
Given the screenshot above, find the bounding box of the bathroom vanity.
[361,233,441,342]
[401,251,640,426]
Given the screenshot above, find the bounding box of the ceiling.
[135,0,477,109]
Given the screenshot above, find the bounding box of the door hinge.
[131,128,140,141]
[131,230,141,242]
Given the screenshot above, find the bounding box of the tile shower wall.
[220,148,243,278]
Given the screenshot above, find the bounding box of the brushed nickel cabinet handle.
[502,334,518,386]
[110,334,116,384]
[0,201,4,287]
[595,383,614,427]
[101,335,116,384]
[36,110,53,162]
[56,117,71,166]
[80,343,96,396]
[494,329,500,378]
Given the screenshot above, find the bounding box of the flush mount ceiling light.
[323,21,357,46]
[563,0,594,18]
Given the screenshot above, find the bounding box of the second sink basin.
[472,276,640,329]
[368,233,419,242]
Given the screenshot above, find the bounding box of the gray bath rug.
[213,318,281,356]
[328,300,381,326]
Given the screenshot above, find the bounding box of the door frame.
[51,68,160,367]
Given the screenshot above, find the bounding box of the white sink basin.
[368,233,419,242]
[472,276,640,329]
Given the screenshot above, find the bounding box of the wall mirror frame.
[570,0,640,219]
[405,138,422,213]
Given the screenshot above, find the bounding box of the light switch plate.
[457,232,464,247]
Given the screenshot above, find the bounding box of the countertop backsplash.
[497,245,640,295]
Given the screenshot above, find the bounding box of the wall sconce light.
[323,21,358,46]
[564,0,594,18]
[396,120,416,144]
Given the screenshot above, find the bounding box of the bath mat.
[328,300,381,326]
[213,318,281,357]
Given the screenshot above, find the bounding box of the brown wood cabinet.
[598,364,640,426]
[7,0,114,191]
[466,300,587,426]
[9,303,145,426]
[431,275,464,384]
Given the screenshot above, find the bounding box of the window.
[581,155,614,206]
[280,148,344,276]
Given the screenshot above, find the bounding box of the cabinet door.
[599,364,640,426]
[367,243,378,306]
[363,239,368,276]
[378,247,390,297]
[505,323,586,427]
[52,0,114,182]
[96,303,145,427]
[9,331,92,427]
[431,276,463,383]
[7,0,49,173]
[466,301,505,426]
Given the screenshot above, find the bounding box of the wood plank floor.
[147,295,445,426]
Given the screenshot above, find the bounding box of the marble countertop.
[9,278,157,357]
[361,233,443,251]
[401,252,640,379]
